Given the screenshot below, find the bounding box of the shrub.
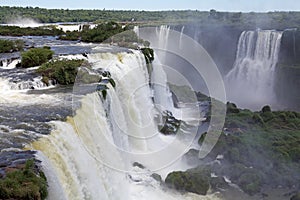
[252,113,264,125]
[37,59,84,85]
[261,105,271,113]
[0,39,24,53]
[0,159,48,200]
[237,171,262,195]
[165,166,211,195]
[21,47,54,68]
[226,102,240,113]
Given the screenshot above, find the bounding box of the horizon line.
[1,5,300,13]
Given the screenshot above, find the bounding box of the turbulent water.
[19,50,215,200]
[225,30,283,110]
[0,26,226,200]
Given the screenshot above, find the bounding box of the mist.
[6,16,41,27]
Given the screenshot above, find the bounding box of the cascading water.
[28,50,213,200]
[179,26,185,48]
[150,25,179,116]
[225,30,283,109]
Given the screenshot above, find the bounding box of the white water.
[151,59,176,114]
[179,26,185,48]
[151,25,180,117]
[156,25,171,57]
[133,26,139,38]
[0,59,20,69]
[0,78,59,105]
[10,76,55,90]
[27,51,217,200]
[225,30,283,110]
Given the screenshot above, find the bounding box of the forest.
[1,6,300,29]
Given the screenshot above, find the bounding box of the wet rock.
[151,173,162,183]
[133,162,145,169]
[291,192,300,200]
[210,176,229,191]
[158,110,181,135]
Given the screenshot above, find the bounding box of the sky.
[1,0,300,12]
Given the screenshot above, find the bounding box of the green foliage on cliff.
[21,47,54,68]
[165,166,211,195]
[0,159,48,200]
[81,21,123,43]
[172,102,300,196]
[37,59,85,85]
[205,104,300,195]
[0,25,64,36]
[0,39,24,53]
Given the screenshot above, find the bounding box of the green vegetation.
[165,166,211,195]
[37,59,85,85]
[168,102,300,196]
[80,21,123,43]
[2,7,300,29]
[0,159,48,200]
[59,22,149,45]
[0,39,24,53]
[58,22,154,63]
[21,47,54,68]
[208,104,299,195]
[0,25,63,36]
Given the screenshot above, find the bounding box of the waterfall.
[179,26,185,48]
[151,59,176,114]
[225,30,283,109]
[150,25,178,116]
[133,26,139,38]
[156,25,170,53]
[28,50,209,200]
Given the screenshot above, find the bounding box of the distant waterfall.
[179,26,185,48]
[225,30,283,110]
[156,25,170,53]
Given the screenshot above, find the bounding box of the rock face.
[158,110,181,135]
[171,24,243,75]
[291,192,300,200]
[169,24,300,110]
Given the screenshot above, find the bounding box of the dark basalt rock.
[132,162,145,169]
[158,110,181,135]
[291,192,300,200]
[151,173,162,183]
